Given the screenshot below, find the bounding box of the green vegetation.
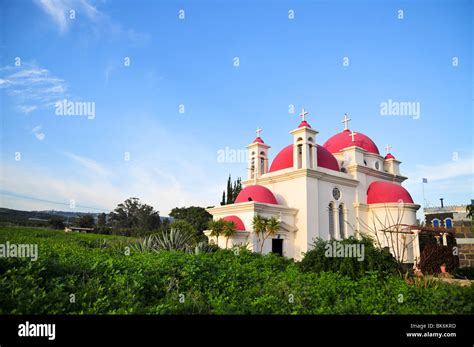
[0,227,472,315]
[299,237,399,279]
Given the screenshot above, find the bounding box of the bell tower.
[290,108,318,170]
[247,127,270,181]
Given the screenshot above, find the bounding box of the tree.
[97,213,107,227]
[221,175,242,205]
[109,197,161,232]
[223,220,237,249]
[76,214,95,228]
[251,215,281,254]
[208,219,225,246]
[48,217,65,230]
[169,220,198,244]
[466,203,474,220]
[168,206,212,234]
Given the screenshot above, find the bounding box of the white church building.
[205,110,420,262]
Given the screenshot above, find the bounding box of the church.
[205,109,420,262]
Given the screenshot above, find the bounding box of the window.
[308,144,314,168]
[332,187,341,201]
[432,219,440,228]
[444,218,453,229]
[297,144,303,169]
[338,204,345,239]
[375,162,380,170]
[328,203,335,239]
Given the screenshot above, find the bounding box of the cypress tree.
[221,191,226,206]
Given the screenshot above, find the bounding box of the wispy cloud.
[62,152,110,177]
[0,62,69,114]
[32,125,45,141]
[406,154,473,183]
[34,0,150,44]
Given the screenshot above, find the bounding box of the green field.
[0,226,472,314]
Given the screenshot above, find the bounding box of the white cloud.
[62,152,110,177]
[34,0,149,44]
[31,125,45,141]
[0,62,69,113]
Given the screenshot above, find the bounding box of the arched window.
[444,218,453,229]
[328,202,335,239]
[250,158,255,178]
[432,219,440,228]
[338,204,345,239]
[308,144,314,168]
[297,144,303,169]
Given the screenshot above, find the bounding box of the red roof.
[298,120,312,128]
[323,129,380,155]
[222,215,246,231]
[234,185,278,205]
[367,181,414,204]
[385,153,395,160]
[269,144,340,172]
[253,137,264,144]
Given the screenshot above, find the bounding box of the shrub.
[419,244,459,275]
[299,236,399,279]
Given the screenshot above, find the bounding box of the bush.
[0,227,472,315]
[299,236,399,279]
[419,244,459,275]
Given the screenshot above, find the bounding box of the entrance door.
[271,239,283,256]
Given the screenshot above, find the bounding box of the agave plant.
[155,228,193,252]
[192,241,215,255]
[131,234,159,253]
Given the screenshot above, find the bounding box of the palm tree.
[208,219,225,247]
[251,215,267,253]
[223,220,237,249]
[252,215,281,254]
[261,216,280,254]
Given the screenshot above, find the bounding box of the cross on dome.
[349,131,357,142]
[342,113,351,130]
[299,108,309,122]
[385,144,392,154]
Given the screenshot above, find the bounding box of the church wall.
[365,204,419,263]
[259,176,308,258]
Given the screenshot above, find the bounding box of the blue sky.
[0,0,472,216]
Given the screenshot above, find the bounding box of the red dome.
[385,153,395,160]
[235,185,278,205]
[269,144,340,172]
[253,137,264,144]
[367,181,414,204]
[323,129,380,155]
[223,215,246,231]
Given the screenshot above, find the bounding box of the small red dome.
[323,129,380,155]
[222,215,246,231]
[385,153,395,160]
[253,137,264,144]
[298,120,312,128]
[235,185,278,204]
[367,181,414,204]
[269,144,340,172]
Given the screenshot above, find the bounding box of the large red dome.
[367,181,414,204]
[234,185,278,204]
[323,129,380,155]
[269,144,340,172]
[222,215,246,231]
